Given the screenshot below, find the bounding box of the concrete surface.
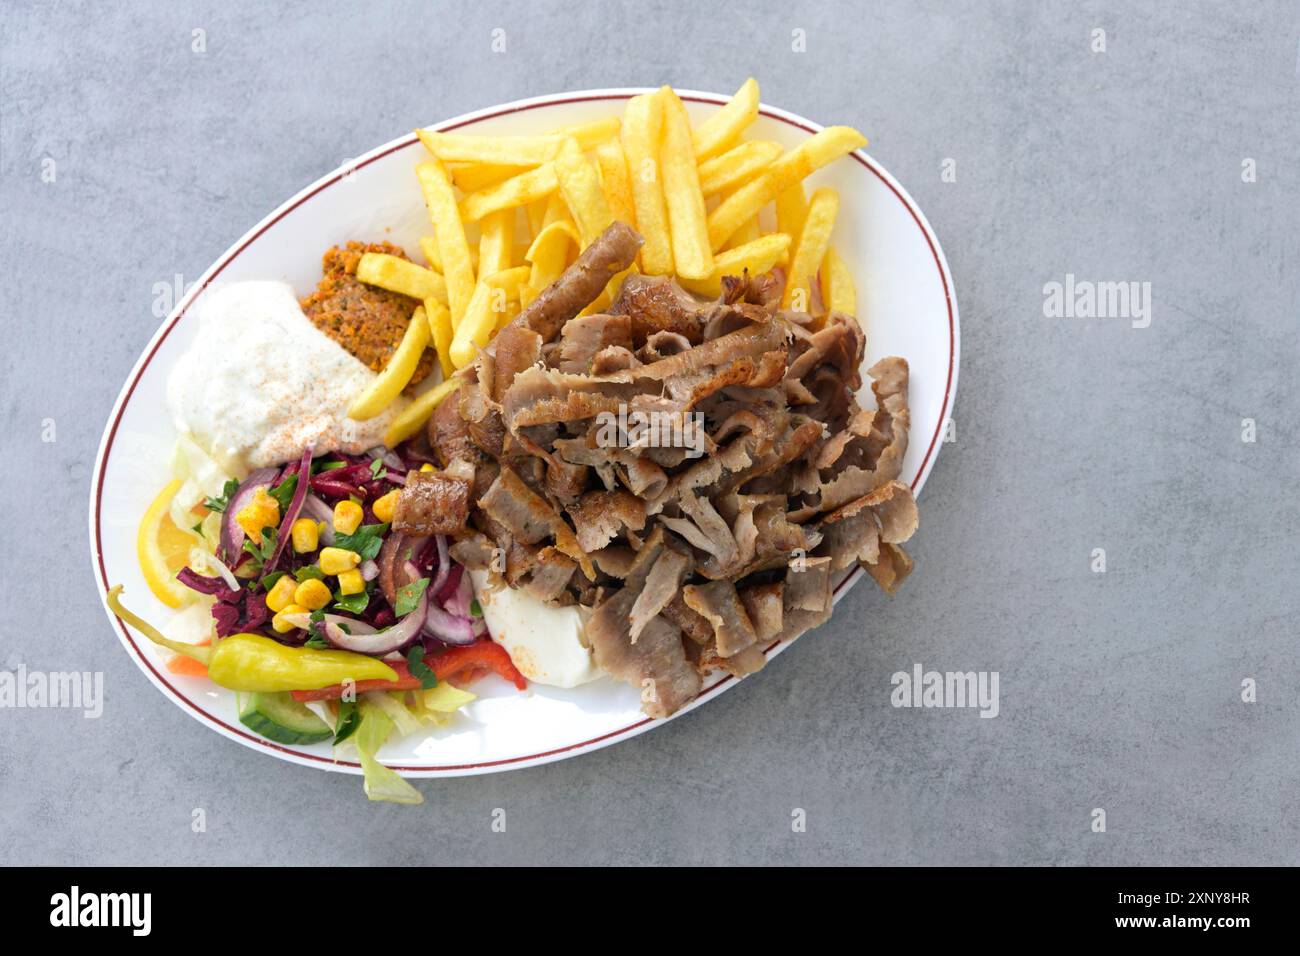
[1,0,1297,866]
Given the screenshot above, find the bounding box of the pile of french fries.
[352,79,867,446]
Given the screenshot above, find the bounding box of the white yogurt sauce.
[469,569,602,688]
[167,280,406,473]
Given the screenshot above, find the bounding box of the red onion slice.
[444,569,474,618]
[429,535,450,597]
[377,531,427,606]
[218,467,280,562]
[359,559,379,582]
[368,447,406,472]
[319,588,426,655]
[260,445,313,580]
[300,494,336,546]
[423,602,476,645]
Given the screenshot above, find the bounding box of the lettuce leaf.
[372,685,477,731]
[354,700,423,805]
[415,683,477,718]
[169,435,234,534]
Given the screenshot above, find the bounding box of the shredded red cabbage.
[435,563,464,605]
[176,567,225,595]
[259,445,313,579]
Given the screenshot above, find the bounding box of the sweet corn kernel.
[337,568,365,595]
[271,603,308,634]
[290,517,319,553]
[420,463,435,472]
[235,487,280,544]
[332,500,363,536]
[372,490,401,524]
[293,578,332,611]
[265,574,298,613]
[319,546,361,575]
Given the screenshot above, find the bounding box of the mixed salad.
[109,437,525,805]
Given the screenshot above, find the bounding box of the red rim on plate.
[89,89,959,776]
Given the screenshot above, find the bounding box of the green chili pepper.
[106,585,397,692]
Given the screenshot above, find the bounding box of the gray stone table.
[1,0,1296,865]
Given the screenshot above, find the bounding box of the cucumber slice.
[239,692,332,745]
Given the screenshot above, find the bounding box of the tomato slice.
[290,641,526,702]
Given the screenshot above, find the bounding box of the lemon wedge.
[136,478,196,608]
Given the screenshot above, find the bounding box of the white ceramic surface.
[89,88,960,778]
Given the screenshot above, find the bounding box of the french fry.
[621,90,673,275]
[383,377,462,448]
[525,197,548,236]
[578,263,637,317]
[557,116,622,150]
[415,161,475,326]
[494,297,522,331]
[449,162,528,193]
[554,137,612,246]
[420,235,437,269]
[458,163,558,223]
[424,297,455,379]
[775,183,809,241]
[692,77,760,161]
[522,220,580,308]
[697,140,782,198]
[356,252,448,305]
[783,187,839,309]
[820,247,856,317]
[677,233,790,298]
[659,89,713,280]
[417,129,560,166]
[579,290,612,316]
[477,209,515,279]
[484,265,529,298]
[451,281,498,368]
[541,191,573,229]
[722,215,762,250]
[450,267,531,367]
[769,126,865,191]
[595,139,636,228]
[706,125,865,249]
[420,235,478,275]
[347,305,432,421]
[706,175,777,251]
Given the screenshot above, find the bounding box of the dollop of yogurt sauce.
[167,280,405,474]
[469,569,602,688]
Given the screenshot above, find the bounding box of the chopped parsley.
[406,646,438,689]
[261,570,287,591]
[303,632,331,649]
[267,473,299,513]
[202,478,240,514]
[241,527,278,572]
[469,598,482,618]
[333,700,362,744]
[333,522,389,561]
[333,588,370,615]
[316,460,347,473]
[369,458,387,480]
[294,565,326,583]
[394,578,430,617]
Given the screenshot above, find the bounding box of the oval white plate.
[89,88,959,778]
